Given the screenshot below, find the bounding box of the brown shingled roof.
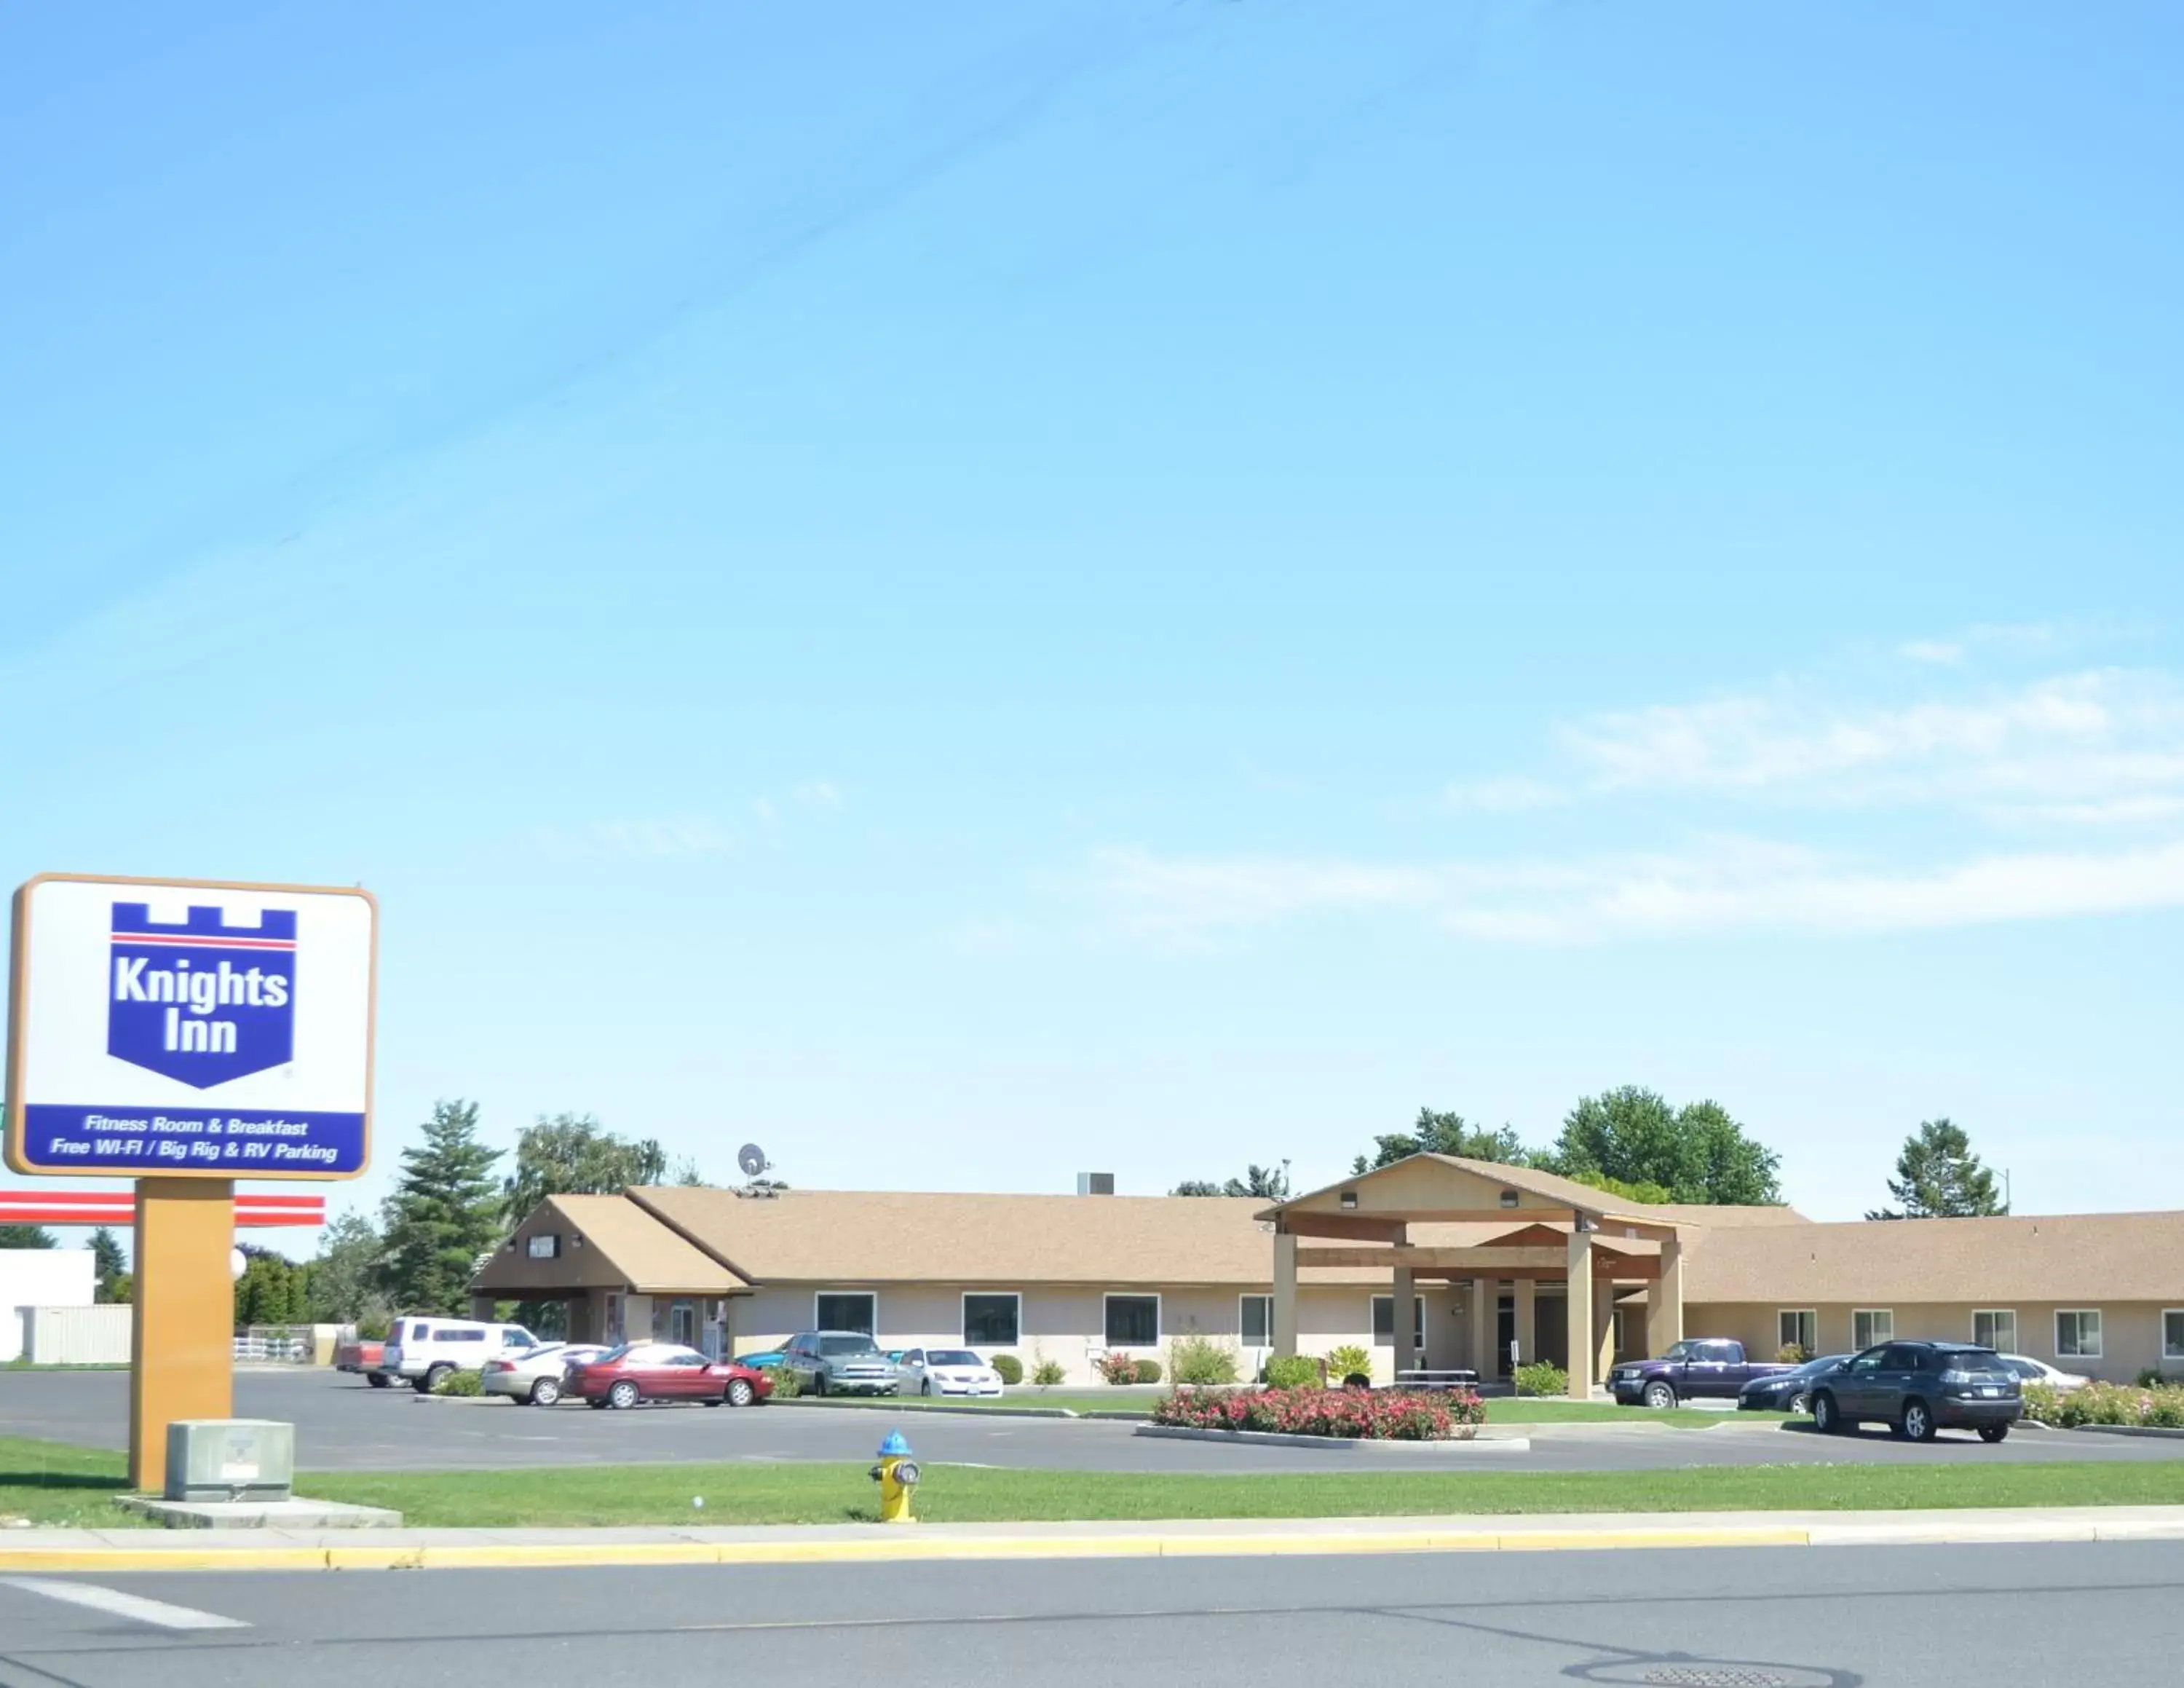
[1684,1210,2184,1304]
[471,1193,745,1295]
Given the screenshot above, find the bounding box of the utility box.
[164,1420,295,1503]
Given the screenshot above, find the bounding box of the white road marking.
[1,1577,250,1632]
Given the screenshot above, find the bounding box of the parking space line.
[1,1577,251,1631]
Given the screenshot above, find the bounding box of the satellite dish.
[737,1143,769,1178]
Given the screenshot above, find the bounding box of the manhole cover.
[1572,1663,1845,1688]
[1644,1673,1792,1688]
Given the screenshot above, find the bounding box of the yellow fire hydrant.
[870,1430,921,1524]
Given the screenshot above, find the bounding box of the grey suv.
[783,1330,898,1396]
[1809,1341,2020,1443]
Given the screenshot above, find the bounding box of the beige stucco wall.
[1689,1301,2183,1384]
[721,1282,1417,1386]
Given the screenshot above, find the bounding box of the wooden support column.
[1646,1235,1684,1357]
[130,1178,235,1494]
[1391,1259,1417,1379]
[1469,1277,1495,1376]
[1593,1282,1616,1380]
[1513,1278,1535,1372]
[1273,1229,1299,1359]
[1565,1230,1594,1398]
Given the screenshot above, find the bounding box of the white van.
[376,1317,539,1392]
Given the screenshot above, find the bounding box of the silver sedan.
[480,1342,609,1405]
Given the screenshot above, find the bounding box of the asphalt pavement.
[6,1370,2182,1472]
[3,1540,2181,1686]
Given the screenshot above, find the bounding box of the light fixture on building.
[1498,1190,1519,1208]
[1340,1191,1358,1210]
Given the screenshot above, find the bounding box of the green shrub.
[434,1368,483,1397]
[355,1312,393,1342]
[1264,1354,1322,1390]
[2139,1368,2177,1389]
[769,1366,804,1400]
[991,1354,1024,1386]
[1095,1352,1142,1384]
[1031,1357,1067,1388]
[1514,1360,1569,1398]
[1168,1333,1242,1387]
[1133,1359,1163,1384]
[1324,1345,1372,1386]
[1776,1343,1812,1365]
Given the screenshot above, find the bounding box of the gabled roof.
[630,1186,1283,1286]
[470,1193,745,1296]
[1685,1210,2184,1304]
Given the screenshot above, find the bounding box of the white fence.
[234,1326,314,1363]
[25,1303,132,1365]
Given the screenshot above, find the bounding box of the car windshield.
[1797,1354,1848,1377]
[820,1336,879,1356]
[1661,1341,1697,1360]
[1935,1348,2010,1376]
[927,1350,981,1367]
[594,1344,638,1364]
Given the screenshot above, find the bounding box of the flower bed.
[2024,1381,2184,1429]
[1150,1385,1485,1441]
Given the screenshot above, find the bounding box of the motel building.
[473,1155,2184,1394]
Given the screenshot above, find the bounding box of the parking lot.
[7,1368,2183,1475]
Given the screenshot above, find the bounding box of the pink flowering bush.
[1151,1385,1485,1440]
[2025,1380,2184,1429]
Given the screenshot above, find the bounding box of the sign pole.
[129,1177,236,1493]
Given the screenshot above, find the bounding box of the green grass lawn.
[0,1437,148,1529]
[300,1458,2184,1528]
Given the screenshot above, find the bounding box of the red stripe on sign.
[109,933,297,950]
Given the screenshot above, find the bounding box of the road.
[5,1370,2180,1473]
[3,1541,2181,1686]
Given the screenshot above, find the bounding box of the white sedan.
[893,1347,1005,1397]
[480,1342,609,1405]
[2000,1354,2091,1390]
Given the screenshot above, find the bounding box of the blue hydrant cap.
[877,1429,912,1457]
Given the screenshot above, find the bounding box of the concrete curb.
[6,1507,2184,1574]
[773,1398,1085,1419]
[2069,1423,2184,1440]
[1133,1425,1531,1452]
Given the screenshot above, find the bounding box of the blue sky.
[6,0,2182,1242]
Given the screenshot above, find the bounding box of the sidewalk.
[4,1506,2180,1573]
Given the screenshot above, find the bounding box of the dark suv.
[1809,1341,2020,1443]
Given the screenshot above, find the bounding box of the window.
[2166,1312,2184,1362]
[526,1234,560,1258]
[1240,1294,1274,1346]
[443,1327,486,1344]
[1104,1294,1159,1347]
[1777,1310,1817,1354]
[1371,1295,1425,1348]
[2056,1309,2102,1360]
[1973,1310,2017,1353]
[670,1300,697,1348]
[815,1293,877,1335]
[1853,1309,1894,1351]
[962,1293,1021,1346]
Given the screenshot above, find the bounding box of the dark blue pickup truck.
[1607,1338,1793,1408]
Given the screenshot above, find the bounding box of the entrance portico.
[1259,1153,1686,1397]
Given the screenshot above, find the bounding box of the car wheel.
[529,1377,561,1407]
[1811,1391,1840,1434]
[1901,1397,1936,1443]
[1788,1391,1808,1414]
[366,1372,391,1389]
[607,1380,641,1411]
[419,1364,453,1395]
[727,1377,756,1408]
[1643,1381,1677,1411]
[1979,1424,2009,1444]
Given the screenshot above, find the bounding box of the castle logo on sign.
[106,902,296,1087]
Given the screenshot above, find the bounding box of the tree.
[1171,1162,1291,1199]
[234,1245,309,1328]
[1352,1109,1538,1177]
[380,1099,505,1315]
[502,1112,673,1221]
[1549,1087,1782,1206]
[1867,1119,2006,1220]
[0,1224,56,1249]
[306,1210,388,1325]
[90,1227,128,1302]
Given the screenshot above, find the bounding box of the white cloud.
[1091,836,2184,946]
[792,780,844,810]
[1441,774,1565,813]
[577,819,734,858]
[1555,669,2184,818]
[1896,639,1966,666]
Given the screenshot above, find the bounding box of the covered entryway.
[1259,1154,1685,1398]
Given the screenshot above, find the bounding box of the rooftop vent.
[1076,1172,1115,1196]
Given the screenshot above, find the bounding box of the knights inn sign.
[6,875,377,1180]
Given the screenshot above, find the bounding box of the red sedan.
[570,1342,775,1410]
